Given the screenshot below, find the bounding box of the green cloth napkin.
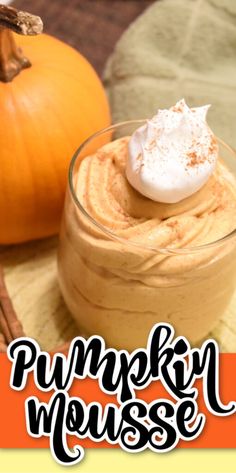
[104,0,236,149]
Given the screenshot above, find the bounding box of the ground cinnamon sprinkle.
[172,105,183,112]
[166,220,177,228]
[97,151,107,161]
[187,151,205,167]
[166,220,184,240]
[208,136,218,154]
[186,136,217,168]
[145,140,156,151]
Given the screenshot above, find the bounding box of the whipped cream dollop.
[126,99,218,203]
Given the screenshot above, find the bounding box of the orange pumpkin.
[0,5,110,244]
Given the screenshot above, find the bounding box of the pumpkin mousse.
[58,100,236,351]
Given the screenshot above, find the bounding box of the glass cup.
[58,121,236,351]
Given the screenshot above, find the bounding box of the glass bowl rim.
[68,119,236,255]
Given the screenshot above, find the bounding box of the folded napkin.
[104,0,236,150]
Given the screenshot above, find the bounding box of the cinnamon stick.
[0,264,25,352]
[0,332,7,352]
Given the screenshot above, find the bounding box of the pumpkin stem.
[0,4,43,82]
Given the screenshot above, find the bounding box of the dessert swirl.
[75,137,236,253]
[59,122,236,350]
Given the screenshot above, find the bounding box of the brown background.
[14,0,155,76]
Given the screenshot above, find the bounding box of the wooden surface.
[14,0,155,76]
[0,0,236,351]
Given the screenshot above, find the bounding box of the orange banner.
[0,352,236,449]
